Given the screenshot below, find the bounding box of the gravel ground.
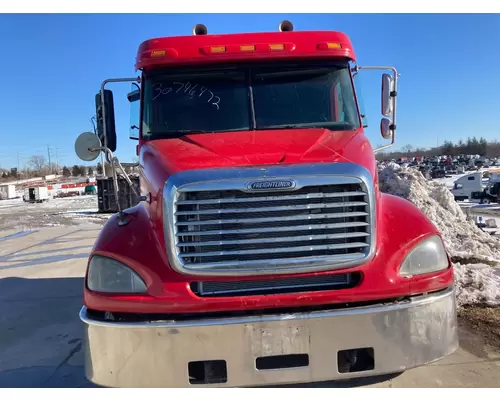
[458,307,500,351]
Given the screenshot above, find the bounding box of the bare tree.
[401,144,413,153]
[28,155,47,173]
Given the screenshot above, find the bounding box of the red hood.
[141,128,376,176]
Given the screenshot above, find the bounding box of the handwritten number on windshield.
[206,90,214,103]
[152,83,172,100]
[187,84,198,98]
[174,82,184,93]
[151,82,220,110]
[212,96,220,110]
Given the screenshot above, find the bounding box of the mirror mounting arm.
[75,132,145,225]
[89,145,144,226]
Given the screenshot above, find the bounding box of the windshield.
[142,61,361,138]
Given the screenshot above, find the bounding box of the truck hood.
[142,128,375,175]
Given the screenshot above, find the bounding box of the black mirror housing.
[95,90,117,152]
[128,89,140,103]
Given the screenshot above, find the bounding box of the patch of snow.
[61,208,99,214]
[434,175,462,189]
[0,198,24,208]
[454,263,500,306]
[379,163,500,306]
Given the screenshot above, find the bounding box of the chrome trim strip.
[163,162,376,276]
[80,287,454,329]
[175,253,367,270]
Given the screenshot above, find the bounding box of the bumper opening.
[338,348,375,373]
[256,354,309,371]
[188,360,228,385]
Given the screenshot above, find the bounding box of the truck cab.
[451,170,500,204]
[76,21,458,388]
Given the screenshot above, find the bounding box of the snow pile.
[379,163,500,306]
[453,263,500,307]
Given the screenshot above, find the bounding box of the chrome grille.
[164,163,376,276]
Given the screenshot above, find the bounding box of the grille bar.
[176,191,367,205]
[175,201,368,216]
[175,221,369,237]
[175,212,369,227]
[180,242,369,258]
[178,232,369,247]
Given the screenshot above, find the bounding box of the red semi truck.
[76,21,458,388]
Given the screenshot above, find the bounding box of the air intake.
[193,24,208,35]
[279,20,294,32]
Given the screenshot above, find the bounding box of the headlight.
[399,235,449,277]
[87,255,147,293]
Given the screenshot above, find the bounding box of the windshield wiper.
[147,130,209,138]
[148,130,209,134]
[262,122,352,130]
[264,124,309,130]
[147,128,251,137]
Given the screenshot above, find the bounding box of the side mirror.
[127,89,140,102]
[355,65,398,153]
[75,132,102,162]
[381,73,394,117]
[95,90,117,152]
[380,118,392,140]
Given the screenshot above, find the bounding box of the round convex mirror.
[75,132,102,161]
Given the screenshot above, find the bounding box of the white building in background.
[0,183,16,200]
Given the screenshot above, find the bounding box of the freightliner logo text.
[247,180,296,190]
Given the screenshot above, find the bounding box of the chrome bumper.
[80,287,458,388]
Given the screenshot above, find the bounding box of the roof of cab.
[135,30,356,71]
